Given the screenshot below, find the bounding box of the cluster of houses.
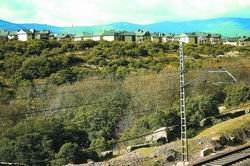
[0,29,250,46]
[0,29,54,41]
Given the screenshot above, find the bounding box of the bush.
[186,95,220,127]
[224,82,250,107]
[51,143,80,165]
[190,51,201,59]
[0,117,90,165]
[49,69,77,85]
[74,89,131,150]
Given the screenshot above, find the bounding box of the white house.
[162,34,175,43]
[56,34,71,41]
[179,33,197,44]
[197,33,211,44]
[239,37,250,47]
[35,30,50,40]
[74,32,93,41]
[179,33,189,43]
[74,34,83,41]
[179,33,190,43]
[102,31,119,41]
[151,32,164,43]
[82,33,93,41]
[135,29,151,43]
[223,38,239,46]
[17,29,34,41]
[102,36,115,41]
[210,34,222,45]
[91,36,101,41]
[91,32,102,41]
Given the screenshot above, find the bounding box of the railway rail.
[190,143,250,166]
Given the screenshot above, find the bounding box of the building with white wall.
[17,30,34,41]
[223,38,239,46]
[179,33,197,44]
[210,34,222,45]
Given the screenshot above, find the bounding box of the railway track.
[190,143,250,166]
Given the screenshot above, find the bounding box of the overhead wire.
[0,65,249,103]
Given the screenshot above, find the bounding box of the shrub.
[190,51,201,59]
[51,143,80,165]
[0,117,90,165]
[224,82,250,107]
[49,69,77,85]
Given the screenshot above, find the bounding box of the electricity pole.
[179,42,189,163]
[178,42,236,165]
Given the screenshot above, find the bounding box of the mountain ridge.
[1,17,250,36]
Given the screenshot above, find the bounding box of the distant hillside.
[1,17,250,36]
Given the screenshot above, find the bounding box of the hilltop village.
[0,29,250,46]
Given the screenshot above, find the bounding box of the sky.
[1,0,250,26]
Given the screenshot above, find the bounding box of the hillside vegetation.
[0,39,250,165]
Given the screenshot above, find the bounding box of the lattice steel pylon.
[179,42,189,163]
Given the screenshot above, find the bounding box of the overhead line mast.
[179,42,189,163]
[178,42,237,165]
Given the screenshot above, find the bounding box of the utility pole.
[179,42,189,163]
[178,42,237,165]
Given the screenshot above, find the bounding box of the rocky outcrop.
[145,127,168,144]
[99,150,113,159]
[210,135,242,150]
[126,143,150,152]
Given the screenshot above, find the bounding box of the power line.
[71,105,178,125]
[0,90,179,119]
[0,74,179,102]
[80,103,250,152]
[1,71,180,88]
[0,64,248,90]
[0,98,249,157]
[0,89,248,120]
[82,124,179,152]
[0,65,249,103]
[1,85,249,120]
[0,104,248,164]
[0,122,179,165]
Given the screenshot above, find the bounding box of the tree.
[3,54,24,77]
[51,143,80,165]
[224,82,250,107]
[49,69,77,85]
[74,89,131,150]
[186,95,220,127]
[0,117,90,165]
[90,137,108,153]
[24,40,48,56]
[75,40,98,51]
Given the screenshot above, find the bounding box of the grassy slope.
[108,109,250,165]
[188,114,250,158]
[195,114,250,139]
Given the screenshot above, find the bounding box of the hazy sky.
[1,0,250,26]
